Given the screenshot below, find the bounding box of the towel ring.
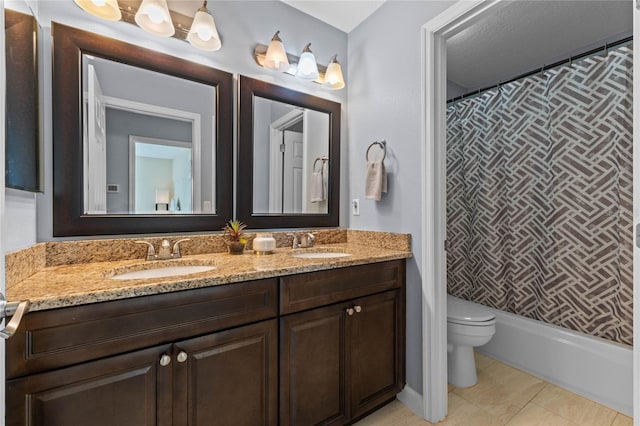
[366,140,386,162]
[313,157,328,172]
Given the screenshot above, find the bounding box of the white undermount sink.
[106,259,216,280]
[290,248,352,259]
[111,265,216,280]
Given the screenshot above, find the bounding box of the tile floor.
[355,352,633,426]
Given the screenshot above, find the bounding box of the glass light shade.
[264,31,289,71]
[323,57,345,90]
[74,0,122,21]
[135,0,175,37]
[295,44,319,81]
[187,6,221,51]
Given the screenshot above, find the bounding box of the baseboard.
[397,385,423,418]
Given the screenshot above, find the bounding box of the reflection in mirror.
[252,96,329,214]
[52,23,233,236]
[238,75,340,229]
[81,55,215,215]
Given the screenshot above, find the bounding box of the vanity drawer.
[280,260,405,315]
[6,278,278,379]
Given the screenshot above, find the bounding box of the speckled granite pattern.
[45,229,349,266]
[347,230,411,252]
[8,243,412,311]
[5,243,46,289]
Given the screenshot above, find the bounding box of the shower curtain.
[446,43,633,346]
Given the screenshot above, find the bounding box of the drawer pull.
[346,307,355,316]
[354,305,362,313]
[0,293,30,340]
[159,354,172,367]
[177,351,188,363]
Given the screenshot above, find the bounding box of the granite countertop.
[8,243,412,312]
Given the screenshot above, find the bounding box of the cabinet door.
[349,290,405,419]
[280,303,349,426]
[6,344,173,426]
[173,319,278,426]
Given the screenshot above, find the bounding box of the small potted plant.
[223,219,248,255]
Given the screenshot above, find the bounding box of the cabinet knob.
[177,351,188,363]
[346,307,355,316]
[354,305,362,313]
[159,354,172,367]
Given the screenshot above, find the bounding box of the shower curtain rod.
[447,35,633,104]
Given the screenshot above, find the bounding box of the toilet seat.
[447,296,496,326]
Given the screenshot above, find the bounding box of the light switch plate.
[352,199,360,216]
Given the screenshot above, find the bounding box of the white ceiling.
[447,0,633,91]
[280,0,386,33]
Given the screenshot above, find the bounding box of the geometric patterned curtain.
[446,43,633,346]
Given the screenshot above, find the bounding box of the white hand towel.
[310,170,325,202]
[365,160,387,201]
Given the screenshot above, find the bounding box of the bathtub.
[477,306,633,416]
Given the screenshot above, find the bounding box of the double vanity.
[5,230,410,425]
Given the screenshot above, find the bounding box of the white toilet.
[447,295,496,387]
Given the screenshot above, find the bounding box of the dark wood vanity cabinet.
[6,259,405,426]
[280,260,406,425]
[6,279,279,426]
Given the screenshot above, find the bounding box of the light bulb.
[264,31,289,72]
[91,0,106,6]
[187,3,221,51]
[295,43,319,81]
[197,26,212,41]
[146,5,165,24]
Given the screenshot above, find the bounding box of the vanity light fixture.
[187,1,221,52]
[253,36,344,90]
[323,55,345,90]
[74,0,224,52]
[296,43,320,81]
[264,31,290,71]
[135,0,175,37]
[73,0,122,21]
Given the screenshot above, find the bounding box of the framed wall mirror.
[52,23,233,236]
[237,75,341,228]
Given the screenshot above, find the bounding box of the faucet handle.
[306,233,316,246]
[135,241,156,261]
[172,239,191,258]
[287,233,300,249]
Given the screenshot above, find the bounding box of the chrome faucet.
[287,234,300,249]
[288,233,315,249]
[300,233,316,248]
[135,239,191,261]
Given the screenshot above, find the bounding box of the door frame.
[0,1,7,421]
[422,0,638,422]
[632,1,639,422]
[420,1,512,421]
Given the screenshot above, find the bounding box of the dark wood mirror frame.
[237,75,341,228]
[6,9,41,192]
[52,23,233,237]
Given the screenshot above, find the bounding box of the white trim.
[268,110,304,213]
[102,96,206,210]
[397,386,424,418]
[0,2,7,420]
[421,1,506,422]
[128,136,194,213]
[633,1,640,423]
